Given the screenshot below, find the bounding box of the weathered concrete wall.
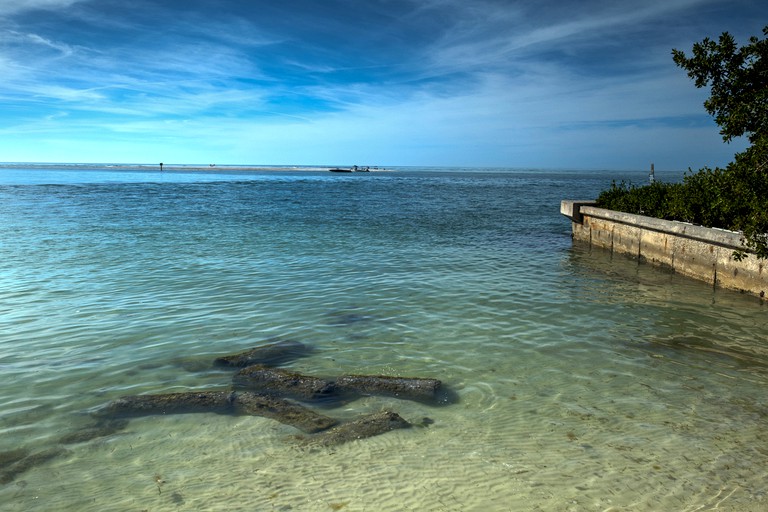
[561,200,768,299]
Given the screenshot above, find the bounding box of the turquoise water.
[1,166,767,511]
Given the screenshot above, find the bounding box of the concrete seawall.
[561,200,767,299]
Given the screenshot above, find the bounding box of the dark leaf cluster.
[672,26,768,144]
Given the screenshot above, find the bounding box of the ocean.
[1,164,766,511]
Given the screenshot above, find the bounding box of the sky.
[0,0,764,169]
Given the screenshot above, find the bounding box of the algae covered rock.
[0,447,70,484]
[98,390,337,434]
[303,410,411,447]
[334,375,442,403]
[233,364,336,401]
[232,391,337,433]
[57,418,130,445]
[101,390,236,417]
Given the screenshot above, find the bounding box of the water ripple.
[1,170,767,510]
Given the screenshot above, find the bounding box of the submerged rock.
[232,368,456,405]
[303,410,411,447]
[0,448,30,467]
[334,375,444,403]
[232,391,337,433]
[0,447,70,484]
[97,390,337,434]
[57,418,130,445]
[100,391,236,417]
[213,339,310,368]
[325,309,376,326]
[233,365,336,401]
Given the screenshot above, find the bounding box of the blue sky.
[0,0,764,169]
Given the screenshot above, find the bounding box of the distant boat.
[329,166,370,173]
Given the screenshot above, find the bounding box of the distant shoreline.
[0,163,394,172]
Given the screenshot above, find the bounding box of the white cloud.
[26,33,75,56]
[0,0,86,16]
[0,0,760,167]
[420,0,717,76]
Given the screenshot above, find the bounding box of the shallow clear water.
[1,166,766,511]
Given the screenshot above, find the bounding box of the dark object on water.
[329,165,370,173]
[325,308,375,326]
[334,375,443,403]
[57,418,130,444]
[101,391,235,417]
[0,448,30,467]
[0,447,70,484]
[418,417,435,428]
[213,339,310,368]
[232,391,337,433]
[98,390,336,433]
[233,364,336,401]
[303,410,411,447]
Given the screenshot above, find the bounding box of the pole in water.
[160,162,164,171]
[649,163,655,183]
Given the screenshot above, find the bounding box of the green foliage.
[597,27,768,259]
[672,26,768,144]
[596,140,768,259]
[596,180,683,219]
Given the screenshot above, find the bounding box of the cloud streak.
[0,0,762,168]
[0,0,86,16]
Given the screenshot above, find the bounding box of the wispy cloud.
[0,0,86,16]
[25,32,76,56]
[418,0,717,77]
[0,0,762,167]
